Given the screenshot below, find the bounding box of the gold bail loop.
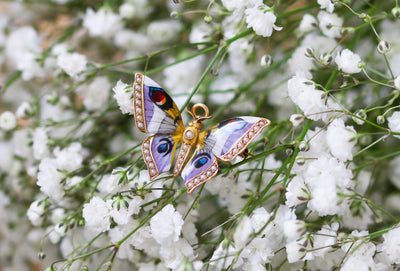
[191,103,209,119]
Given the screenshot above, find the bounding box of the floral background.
[1,0,400,270]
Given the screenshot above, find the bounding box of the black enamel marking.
[193,152,212,168]
[149,87,174,111]
[157,138,172,157]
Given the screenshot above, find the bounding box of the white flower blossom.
[285,176,311,207]
[16,101,33,119]
[54,142,83,172]
[233,215,253,249]
[318,0,335,13]
[57,52,87,79]
[113,80,134,115]
[335,49,363,74]
[159,239,195,269]
[147,20,182,44]
[381,226,400,264]
[326,119,357,161]
[287,73,341,121]
[27,200,46,226]
[83,8,123,39]
[76,76,111,112]
[82,196,112,234]
[150,204,184,246]
[299,14,318,33]
[245,4,282,37]
[210,242,243,269]
[0,111,17,131]
[32,127,50,160]
[37,158,65,201]
[5,26,44,80]
[388,111,400,138]
[304,155,353,216]
[318,11,343,38]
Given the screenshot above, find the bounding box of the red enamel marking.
[152,90,166,103]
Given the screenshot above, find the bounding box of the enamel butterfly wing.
[133,73,271,193]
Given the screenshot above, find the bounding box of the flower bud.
[298,141,310,152]
[260,54,272,67]
[204,15,212,24]
[38,251,46,260]
[304,47,315,58]
[392,6,400,17]
[290,114,304,127]
[377,40,391,54]
[295,156,306,165]
[320,52,333,65]
[353,110,366,125]
[376,115,385,125]
[170,11,179,19]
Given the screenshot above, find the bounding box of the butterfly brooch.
[133,73,271,193]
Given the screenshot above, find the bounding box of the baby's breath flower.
[83,8,123,39]
[335,49,363,74]
[245,4,282,37]
[0,111,17,131]
[57,52,87,80]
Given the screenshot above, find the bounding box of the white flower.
[57,52,87,79]
[326,119,357,161]
[299,14,318,33]
[394,76,400,90]
[118,0,152,19]
[335,49,363,74]
[82,196,112,234]
[210,241,243,269]
[37,158,65,201]
[110,197,142,225]
[76,76,111,111]
[304,155,353,216]
[83,8,123,39]
[16,101,33,119]
[287,73,341,121]
[113,80,134,115]
[5,26,44,80]
[388,111,400,138]
[318,11,343,38]
[159,239,195,269]
[245,4,282,37]
[318,0,335,13]
[312,223,338,258]
[33,127,50,160]
[341,231,377,271]
[54,142,83,172]
[286,237,313,263]
[381,226,400,264]
[283,220,307,242]
[285,176,310,207]
[233,216,253,249]
[0,111,17,131]
[150,204,184,246]
[13,129,33,159]
[27,200,46,226]
[147,20,182,44]
[189,22,214,49]
[251,207,272,233]
[242,237,274,265]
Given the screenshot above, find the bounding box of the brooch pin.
[133,73,271,193]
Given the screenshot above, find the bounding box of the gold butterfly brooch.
[133,73,271,193]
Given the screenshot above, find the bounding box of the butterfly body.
[133,73,271,193]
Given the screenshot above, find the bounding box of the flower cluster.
[1,1,400,271]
